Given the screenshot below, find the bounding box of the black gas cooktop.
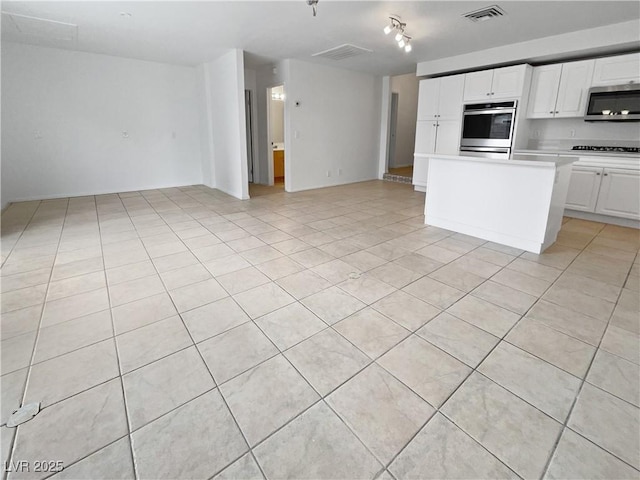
[572,145,639,153]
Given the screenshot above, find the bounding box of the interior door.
[387,93,399,168]
[244,90,254,183]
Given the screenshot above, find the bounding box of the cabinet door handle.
[603,173,609,176]
[486,93,491,96]
[555,111,559,114]
[549,111,554,114]
[491,92,495,95]
[596,172,601,176]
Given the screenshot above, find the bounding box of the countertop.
[429,153,576,167]
[514,149,640,170]
[515,149,639,159]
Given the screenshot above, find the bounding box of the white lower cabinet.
[595,169,640,219]
[413,155,429,190]
[414,121,437,154]
[566,166,640,220]
[434,120,462,155]
[565,167,603,212]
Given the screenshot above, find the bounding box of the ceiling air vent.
[312,44,373,61]
[463,5,506,22]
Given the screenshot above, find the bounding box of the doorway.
[268,85,285,186]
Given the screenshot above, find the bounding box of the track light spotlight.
[383,15,412,54]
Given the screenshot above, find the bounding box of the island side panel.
[541,162,573,251]
[425,157,556,253]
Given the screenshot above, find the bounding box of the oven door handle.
[463,109,516,116]
[460,147,511,153]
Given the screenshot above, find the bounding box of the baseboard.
[286,176,379,193]
[564,210,640,229]
[5,182,205,206]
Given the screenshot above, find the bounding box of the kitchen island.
[425,154,576,254]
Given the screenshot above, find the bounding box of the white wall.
[285,59,382,192]
[527,118,640,150]
[1,42,202,209]
[417,20,640,77]
[390,73,419,168]
[199,50,249,199]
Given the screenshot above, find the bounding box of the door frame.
[266,84,285,187]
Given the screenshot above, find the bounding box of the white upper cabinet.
[492,65,528,99]
[527,65,562,118]
[555,60,595,117]
[437,74,465,119]
[592,52,640,86]
[417,74,465,120]
[416,78,440,120]
[464,65,528,102]
[527,60,594,119]
[463,70,494,102]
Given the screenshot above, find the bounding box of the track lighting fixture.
[306,0,319,17]
[383,15,412,54]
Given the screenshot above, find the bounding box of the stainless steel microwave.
[585,84,640,121]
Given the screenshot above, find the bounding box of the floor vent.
[462,5,506,22]
[312,44,372,61]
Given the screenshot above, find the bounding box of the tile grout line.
[3,186,638,479]
[538,234,639,478]
[5,199,69,480]
[119,187,273,480]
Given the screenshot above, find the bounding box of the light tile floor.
[1,180,639,480]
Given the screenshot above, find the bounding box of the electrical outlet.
[122,131,129,138]
[34,130,42,140]
[570,129,576,138]
[172,131,177,139]
[326,170,331,177]
[338,168,342,176]
[294,130,300,139]
[533,130,540,138]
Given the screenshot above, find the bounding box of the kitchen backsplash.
[526,117,640,150]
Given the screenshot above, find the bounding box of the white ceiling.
[2,1,639,75]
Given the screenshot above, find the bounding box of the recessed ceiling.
[1,1,639,75]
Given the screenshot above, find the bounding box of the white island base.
[425,154,575,254]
